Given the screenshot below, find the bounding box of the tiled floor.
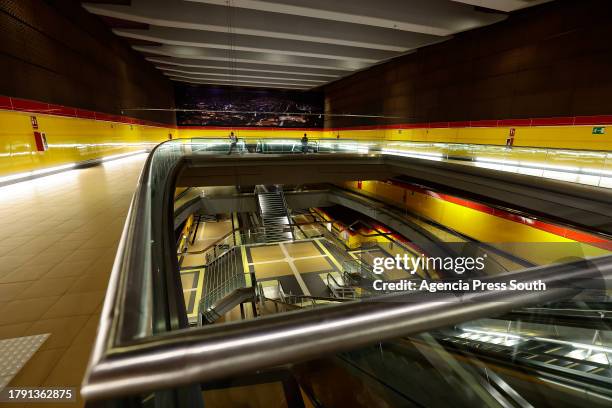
[0,154,147,407]
[245,240,338,297]
[181,219,233,268]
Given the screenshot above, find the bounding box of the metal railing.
[84,253,612,399]
[382,141,612,188]
[198,247,247,316]
[326,272,357,299]
[256,139,320,154]
[80,140,612,402]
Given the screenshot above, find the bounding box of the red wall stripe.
[0,96,13,110]
[574,115,612,125]
[497,118,533,127]
[325,115,612,131]
[468,119,499,128]
[0,95,175,129]
[531,117,575,126]
[11,98,50,112]
[3,94,612,132]
[74,108,96,120]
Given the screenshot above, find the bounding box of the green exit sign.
[592,126,606,134]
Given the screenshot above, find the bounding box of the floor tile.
[253,261,294,278]
[0,322,31,340]
[250,245,284,263]
[0,263,56,284]
[67,273,111,294]
[0,297,60,326]
[0,281,29,302]
[18,277,75,300]
[294,257,334,274]
[23,315,90,351]
[43,260,94,279]
[41,291,105,319]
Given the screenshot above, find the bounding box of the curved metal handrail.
[83,254,612,400]
[81,140,612,402]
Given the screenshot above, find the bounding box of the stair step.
[200,247,246,317]
[257,189,294,243]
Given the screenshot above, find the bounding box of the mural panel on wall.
[175,84,324,128]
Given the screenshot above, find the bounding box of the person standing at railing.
[301,133,309,153]
[228,131,238,155]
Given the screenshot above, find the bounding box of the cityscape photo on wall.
[175,84,324,128]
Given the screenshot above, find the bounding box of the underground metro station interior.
[1,1,612,407]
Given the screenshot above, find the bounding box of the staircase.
[257,190,293,243]
[327,273,357,299]
[199,247,249,324]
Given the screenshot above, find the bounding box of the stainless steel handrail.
[81,142,612,402]
[83,254,612,400]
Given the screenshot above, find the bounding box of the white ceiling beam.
[83,0,443,51]
[134,45,365,71]
[146,57,342,77]
[156,66,327,83]
[168,77,309,90]
[113,27,397,62]
[165,73,319,87]
[187,0,506,35]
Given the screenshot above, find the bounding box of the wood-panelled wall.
[323,0,612,128]
[0,0,175,124]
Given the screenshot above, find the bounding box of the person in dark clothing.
[301,133,309,153]
[228,131,237,154]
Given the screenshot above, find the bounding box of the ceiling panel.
[156,65,329,82]
[113,26,398,62]
[82,0,554,90]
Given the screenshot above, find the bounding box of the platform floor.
[0,154,147,407]
[246,240,339,297]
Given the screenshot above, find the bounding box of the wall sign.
[592,127,605,134]
[30,116,38,129]
[33,131,48,152]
